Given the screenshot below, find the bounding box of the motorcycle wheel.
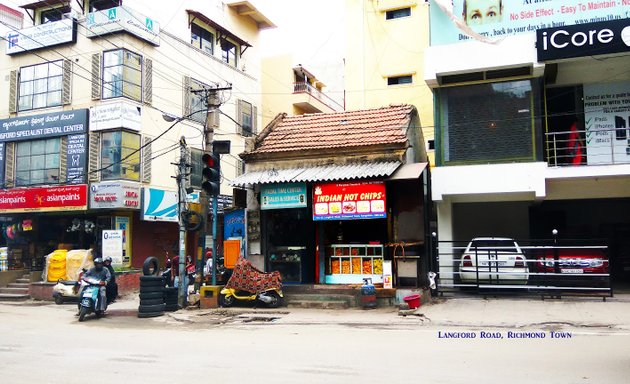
[78,307,89,322]
[266,291,282,308]
[219,293,234,307]
[54,296,64,305]
[95,311,104,319]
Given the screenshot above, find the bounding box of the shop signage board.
[6,18,77,55]
[261,183,307,210]
[313,181,386,221]
[89,102,142,132]
[0,184,88,213]
[208,194,233,214]
[89,181,141,209]
[86,6,160,46]
[141,188,178,222]
[66,134,87,184]
[102,230,123,267]
[114,217,131,265]
[537,19,630,61]
[429,0,630,46]
[583,81,630,165]
[224,209,245,238]
[0,109,88,142]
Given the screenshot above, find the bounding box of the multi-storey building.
[0,0,273,270]
[425,1,630,287]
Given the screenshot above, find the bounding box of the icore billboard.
[429,0,630,46]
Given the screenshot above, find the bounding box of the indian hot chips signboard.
[313,181,386,221]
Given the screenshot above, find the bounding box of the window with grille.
[188,78,212,124]
[16,138,61,186]
[102,49,142,101]
[100,131,140,181]
[221,39,238,67]
[18,60,63,111]
[191,23,214,55]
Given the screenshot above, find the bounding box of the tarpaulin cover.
[225,257,282,293]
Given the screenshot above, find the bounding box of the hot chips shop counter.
[325,244,384,284]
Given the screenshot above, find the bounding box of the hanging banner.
[261,183,307,210]
[66,134,87,184]
[313,181,386,221]
[141,188,178,222]
[102,230,123,267]
[224,209,245,238]
[90,181,141,209]
[0,185,88,213]
[114,217,131,265]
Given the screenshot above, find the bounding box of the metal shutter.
[88,132,100,182]
[9,70,17,113]
[4,142,15,187]
[91,53,101,100]
[62,59,72,105]
[144,58,153,105]
[142,136,152,183]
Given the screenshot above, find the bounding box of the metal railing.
[546,127,630,167]
[434,240,612,300]
[293,82,343,111]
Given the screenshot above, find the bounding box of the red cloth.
[568,122,583,165]
[225,258,282,293]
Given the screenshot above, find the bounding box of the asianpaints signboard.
[429,0,630,46]
[0,185,88,213]
[313,181,386,221]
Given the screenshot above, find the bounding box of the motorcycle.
[219,257,283,308]
[52,279,81,305]
[77,276,107,322]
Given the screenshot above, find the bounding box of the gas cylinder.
[360,278,377,309]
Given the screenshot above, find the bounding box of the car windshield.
[469,240,518,252]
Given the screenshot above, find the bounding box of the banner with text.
[261,183,307,210]
[0,109,88,142]
[313,181,386,221]
[0,185,88,213]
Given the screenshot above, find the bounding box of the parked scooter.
[52,279,81,305]
[77,276,107,322]
[219,258,283,308]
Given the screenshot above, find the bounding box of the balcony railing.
[293,82,343,111]
[546,127,630,167]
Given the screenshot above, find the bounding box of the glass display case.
[269,246,305,283]
[325,244,384,284]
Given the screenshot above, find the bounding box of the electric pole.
[176,137,188,308]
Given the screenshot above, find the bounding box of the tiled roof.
[250,104,413,155]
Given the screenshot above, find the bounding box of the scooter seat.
[57,279,78,285]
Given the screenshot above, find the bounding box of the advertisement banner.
[89,102,142,132]
[102,230,123,267]
[429,0,630,46]
[86,6,160,46]
[224,209,245,238]
[0,109,88,142]
[90,181,141,209]
[66,134,87,184]
[584,81,630,165]
[6,18,77,55]
[261,183,307,210]
[0,185,88,213]
[141,188,178,222]
[313,181,387,221]
[114,217,131,265]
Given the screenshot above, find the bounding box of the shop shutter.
[9,70,18,114]
[59,136,68,183]
[88,132,100,182]
[183,76,191,117]
[91,53,101,100]
[253,105,258,134]
[62,59,72,105]
[236,99,243,135]
[4,142,15,188]
[142,136,152,183]
[143,58,153,105]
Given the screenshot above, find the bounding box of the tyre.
[140,275,164,282]
[165,297,178,304]
[78,306,88,322]
[139,291,163,300]
[219,293,234,307]
[142,257,159,276]
[265,291,283,308]
[164,304,179,312]
[140,279,164,288]
[95,311,104,319]
[139,298,164,306]
[54,296,64,305]
[138,303,166,313]
[137,311,164,318]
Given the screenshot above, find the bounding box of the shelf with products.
[325,244,383,284]
[269,246,305,283]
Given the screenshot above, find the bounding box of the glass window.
[15,138,61,186]
[100,131,140,181]
[386,8,411,20]
[18,60,64,111]
[387,75,413,86]
[89,0,120,12]
[188,78,212,124]
[240,101,253,136]
[102,49,142,101]
[437,79,541,165]
[40,6,71,24]
[191,23,214,55]
[221,39,238,67]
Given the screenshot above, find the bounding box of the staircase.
[283,285,358,309]
[0,274,31,302]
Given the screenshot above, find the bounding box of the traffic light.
[201,152,220,196]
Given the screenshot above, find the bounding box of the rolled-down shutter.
[88,132,100,182]
[91,53,101,100]
[4,142,15,188]
[9,70,18,113]
[62,59,72,105]
[144,58,153,105]
[142,136,152,183]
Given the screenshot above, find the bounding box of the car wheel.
[137,311,164,318]
[164,304,179,312]
[139,298,164,306]
[138,303,166,313]
[142,257,159,276]
[140,280,165,289]
[139,291,164,300]
[140,275,164,282]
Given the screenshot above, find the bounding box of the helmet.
[94,257,103,264]
[104,256,112,263]
[93,257,104,271]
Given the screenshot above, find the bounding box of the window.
[188,78,212,124]
[238,100,253,136]
[191,23,214,55]
[40,6,70,24]
[89,0,120,12]
[102,49,142,101]
[16,138,61,186]
[221,39,238,67]
[18,61,63,111]
[100,131,140,181]
[388,75,413,86]
[386,7,411,20]
[189,148,203,189]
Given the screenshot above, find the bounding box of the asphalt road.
[1,300,629,384]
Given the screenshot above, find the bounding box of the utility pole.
[176,137,188,308]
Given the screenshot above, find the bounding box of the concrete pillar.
[436,200,456,288]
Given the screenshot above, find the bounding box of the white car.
[459,237,528,285]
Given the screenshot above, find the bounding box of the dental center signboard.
[313,181,386,221]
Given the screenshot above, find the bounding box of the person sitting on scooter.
[78,257,111,314]
[103,256,118,304]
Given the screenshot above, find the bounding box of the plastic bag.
[428,271,437,290]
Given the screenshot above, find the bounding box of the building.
[261,54,343,127]
[344,0,435,164]
[0,0,273,272]
[424,1,630,288]
[231,105,431,288]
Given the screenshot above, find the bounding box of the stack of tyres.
[138,257,165,318]
[163,287,179,311]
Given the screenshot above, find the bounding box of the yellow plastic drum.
[47,249,68,282]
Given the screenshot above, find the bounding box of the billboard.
[313,181,386,221]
